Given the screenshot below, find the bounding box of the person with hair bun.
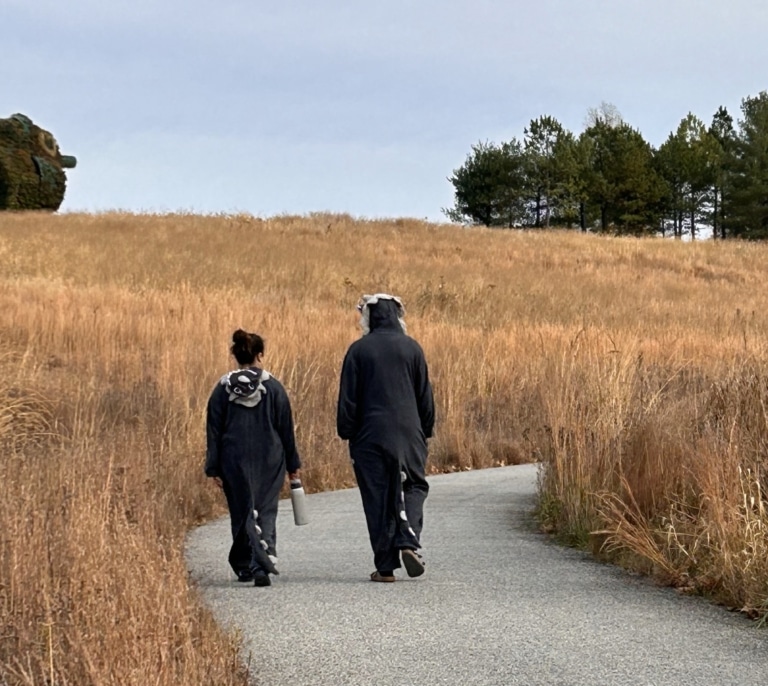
[205,329,301,587]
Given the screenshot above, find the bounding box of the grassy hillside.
[1,212,767,684]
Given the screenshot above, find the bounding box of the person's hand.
[288,470,301,482]
[212,476,223,489]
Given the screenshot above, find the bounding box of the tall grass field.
[1,212,767,684]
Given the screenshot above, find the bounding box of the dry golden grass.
[1,211,768,683]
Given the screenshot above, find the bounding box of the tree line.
[444,93,768,239]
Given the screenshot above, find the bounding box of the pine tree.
[709,106,736,239]
[580,121,664,234]
[727,93,768,238]
[657,114,718,239]
[657,128,688,238]
[523,115,572,227]
[444,140,527,227]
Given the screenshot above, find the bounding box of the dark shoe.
[401,549,426,578]
[370,571,396,583]
[236,570,255,583]
[253,572,272,587]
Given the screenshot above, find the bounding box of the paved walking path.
[185,464,767,685]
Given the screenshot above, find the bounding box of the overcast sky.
[3,1,768,220]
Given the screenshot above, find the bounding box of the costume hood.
[357,293,407,335]
[220,368,272,407]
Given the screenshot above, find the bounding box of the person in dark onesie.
[205,329,301,587]
[337,294,435,582]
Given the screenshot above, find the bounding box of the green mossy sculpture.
[0,113,77,211]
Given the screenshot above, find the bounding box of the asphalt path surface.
[185,464,767,685]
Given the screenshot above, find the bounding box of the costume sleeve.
[336,348,359,440]
[415,348,435,439]
[205,385,226,477]
[274,382,302,474]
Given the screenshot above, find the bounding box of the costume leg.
[402,464,429,540]
[222,477,253,575]
[352,445,401,572]
[222,462,279,577]
[251,496,279,570]
[393,478,422,552]
[244,502,280,576]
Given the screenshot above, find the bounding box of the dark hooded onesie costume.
[205,367,301,578]
[337,295,435,574]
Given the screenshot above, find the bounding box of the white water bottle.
[290,478,309,526]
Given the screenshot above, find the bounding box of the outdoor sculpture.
[0,113,77,211]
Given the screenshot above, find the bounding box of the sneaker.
[253,572,272,587]
[370,571,396,583]
[401,549,425,578]
[236,570,255,583]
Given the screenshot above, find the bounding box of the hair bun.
[230,329,264,365]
